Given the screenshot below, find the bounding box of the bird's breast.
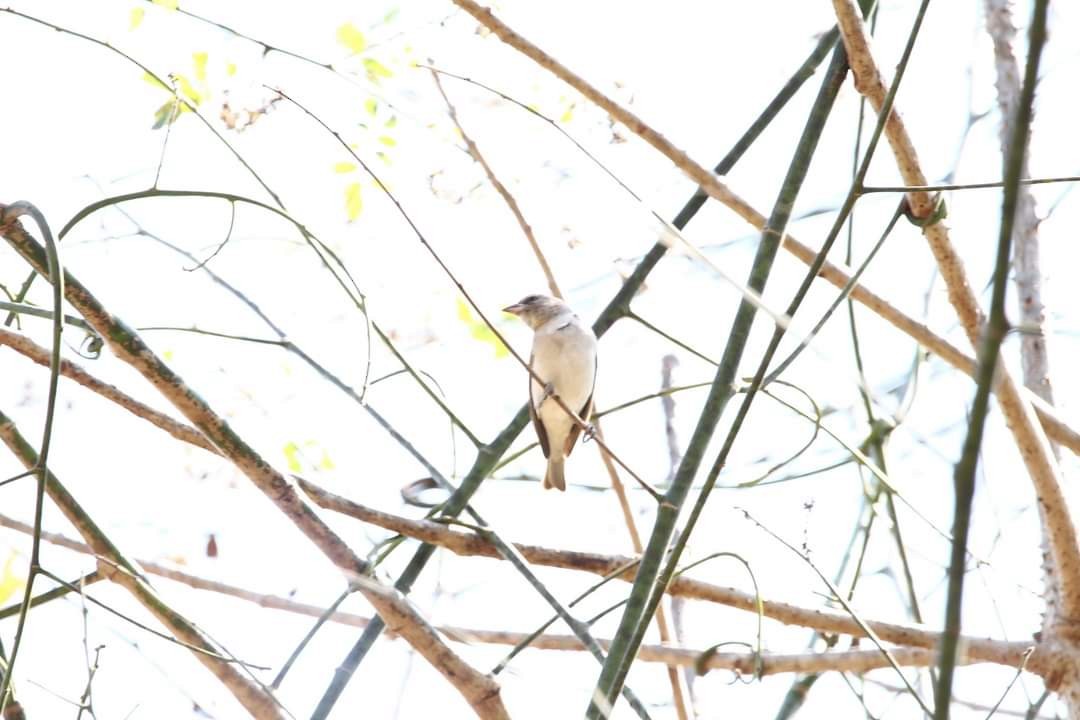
[531,325,596,407]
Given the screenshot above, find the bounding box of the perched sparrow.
[503,295,597,491]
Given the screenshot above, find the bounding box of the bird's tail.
[544,456,566,491]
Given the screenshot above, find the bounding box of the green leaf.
[319,449,335,470]
[377,135,396,147]
[153,0,178,10]
[364,97,378,116]
[129,7,145,30]
[151,98,187,129]
[142,71,169,91]
[172,73,202,104]
[283,442,302,473]
[384,115,398,129]
[457,298,508,358]
[334,161,357,173]
[226,61,238,76]
[560,103,575,123]
[0,551,25,605]
[336,22,367,54]
[345,182,363,221]
[362,57,393,80]
[193,52,209,81]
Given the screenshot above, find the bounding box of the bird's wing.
[529,352,551,458]
[563,352,596,457]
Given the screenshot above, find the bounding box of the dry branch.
[0,512,1027,679]
[779,237,1080,454]
[0,413,285,719]
[0,327,219,455]
[449,0,1080,454]
[0,213,508,720]
[297,479,1044,673]
[831,0,1080,631]
[430,69,562,300]
[454,0,1080,629]
[9,291,1078,462]
[985,0,1055,409]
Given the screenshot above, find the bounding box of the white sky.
[1,0,1079,718]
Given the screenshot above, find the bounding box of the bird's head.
[502,294,568,330]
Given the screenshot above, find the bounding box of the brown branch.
[429,71,683,709]
[430,68,563,300]
[0,412,285,719]
[0,327,219,455]
[451,0,749,213]
[985,0,1063,648]
[0,511,1032,681]
[449,0,1080,453]
[984,0,1055,409]
[0,214,508,720]
[778,236,1080,455]
[451,0,1080,627]
[831,0,1080,630]
[296,479,1045,674]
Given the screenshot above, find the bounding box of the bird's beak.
[502,303,525,316]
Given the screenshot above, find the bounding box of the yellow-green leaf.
[129,7,145,30]
[363,97,378,116]
[336,22,367,54]
[153,0,179,9]
[333,161,357,174]
[0,551,25,605]
[283,441,302,473]
[142,71,169,91]
[193,52,209,81]
[560,103,575,123]
[377,135,396,147]
[151,98,188,129]
[345,182,363,221]
[362,57,393,80]
[319,449,335,470]
[384,115,398,129]
[226,61,238,76]
[457,298,508,357]
[173,73,202,104]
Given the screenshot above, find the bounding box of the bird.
[503,294,597,491]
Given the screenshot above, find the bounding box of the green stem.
[933,1,1049,717]
[859,175,1080,193]
[589,31,857,717]
[312,23,845,719]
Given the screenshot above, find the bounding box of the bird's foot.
[539,381,556,403]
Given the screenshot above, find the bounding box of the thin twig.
[935,1,1050,717]
[0,412,286,718]
[744,511,934,717]
[832,0,1080,625]
[430,68,562,299]
[0,516,1003,680]
[271,86,662,506]
[0,213,510,720]
[859,176,1080,193]
[0,202,64,716]
[290,481,1043,672]
[0,327,219,454]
